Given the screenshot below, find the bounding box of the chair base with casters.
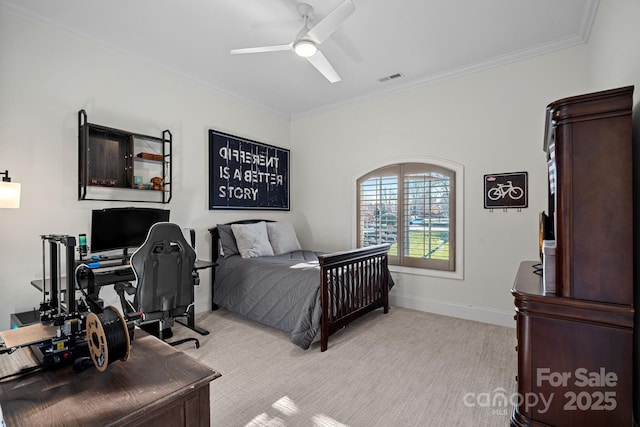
[115,282,200,348]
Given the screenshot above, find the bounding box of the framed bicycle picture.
[484,171,528,209]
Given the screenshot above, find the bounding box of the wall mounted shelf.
[78,110,172,203]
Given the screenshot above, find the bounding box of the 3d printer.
[0,234,134,372]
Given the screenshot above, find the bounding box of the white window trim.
[352,155,464,280]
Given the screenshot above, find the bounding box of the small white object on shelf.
[542,240,556,294]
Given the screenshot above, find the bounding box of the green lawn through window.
[388,230,449,260]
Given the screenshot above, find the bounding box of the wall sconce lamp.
[0,170,21,208]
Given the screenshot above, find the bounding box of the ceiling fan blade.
[306,0,355,44]
[230,43,293,55]
[306,50,341,83]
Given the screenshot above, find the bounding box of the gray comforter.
[213,250,325,349]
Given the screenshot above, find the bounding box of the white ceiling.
[1,0,599,117]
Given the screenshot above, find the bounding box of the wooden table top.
[0,331,220,426]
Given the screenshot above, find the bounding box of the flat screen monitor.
[90,207,170,253]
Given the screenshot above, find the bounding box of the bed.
[208,220,391,351]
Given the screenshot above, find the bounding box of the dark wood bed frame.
[208,220,391,351]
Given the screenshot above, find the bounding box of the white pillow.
[231,222,274,259]
[267,221,302,255]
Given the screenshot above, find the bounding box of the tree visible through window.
[357,163,455,271]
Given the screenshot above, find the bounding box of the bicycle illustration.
[487,180,524,201]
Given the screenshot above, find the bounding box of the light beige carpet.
[172,306,516,427]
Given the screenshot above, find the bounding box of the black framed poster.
[483,171,528,209]
[209,130,290,210]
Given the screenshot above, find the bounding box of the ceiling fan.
[230,0,355,83]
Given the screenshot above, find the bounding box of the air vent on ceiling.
[378,72,403,83]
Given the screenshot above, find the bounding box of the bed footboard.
[318,243,391,351]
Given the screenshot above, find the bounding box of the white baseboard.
[390,294,515,328]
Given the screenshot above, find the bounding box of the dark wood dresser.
[511,86,635,426]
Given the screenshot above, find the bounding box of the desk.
[29,260,216,335]
[0,332,221,426]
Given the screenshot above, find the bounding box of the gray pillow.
[231,221,275,259]
[267,221,302,255]
[217,224,239,258]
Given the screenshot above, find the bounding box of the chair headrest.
[132,222,196,261]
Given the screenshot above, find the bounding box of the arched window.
[357,163,456,271]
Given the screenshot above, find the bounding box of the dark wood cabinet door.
[548,86,634,305]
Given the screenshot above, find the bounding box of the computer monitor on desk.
[83,207,170,303]
[90,207,170,258]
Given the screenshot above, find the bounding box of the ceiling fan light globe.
[294,40,317,58]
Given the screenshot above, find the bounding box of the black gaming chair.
[116,222,199,348]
